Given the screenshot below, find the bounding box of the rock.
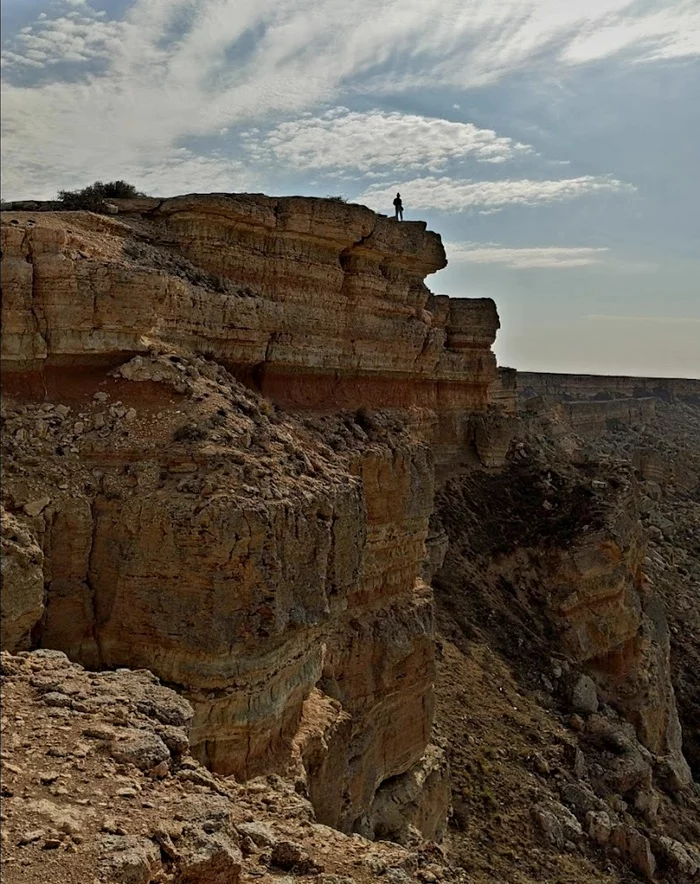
[655,836,700,878]
[560,782,605,817]
[571,675,599,714]
[83,723,117,740]
[532,753,550,775]
[585,810,612,845]
[611,825,656,879]
[19,830,44,846]
[271,840,321,873]
[23,497,51,517]
[0,509,44,651]
[532,801,583,849]
[98,835,161,884]
[656,754,692,792]
[632,788,660,819]
[109,729,170,771]
[236,820,275,847]
[157,725,189,756]
[42,691,73,708]
[362,744,450,844]
[174,832,243,884]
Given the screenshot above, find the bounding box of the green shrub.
[57,180,144,210]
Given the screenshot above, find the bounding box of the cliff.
[1,196,512,473]
[519,372,700,403]
[3,199,697,882]
[1,196,510,838]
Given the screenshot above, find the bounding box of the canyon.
[1,195,698,883]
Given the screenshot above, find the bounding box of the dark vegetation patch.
[436,464,607,558]
[57,180,144,210]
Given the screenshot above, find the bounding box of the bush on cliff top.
[57,180,145,210]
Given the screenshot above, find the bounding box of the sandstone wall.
[1,199,514,471]
[524,396,656,435]
[519,372,700,403]
[1,337,448,841]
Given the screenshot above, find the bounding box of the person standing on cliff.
[393,192,403,221]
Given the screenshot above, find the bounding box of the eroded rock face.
[1,507,45,652]
[1,197,519,835]
[1,200,513,470]
[434,461,691,789]
[0,351,440,833]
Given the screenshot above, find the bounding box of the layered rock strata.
[1,199,514,471]
[523,395,656,435]
[519,372,700,403]
[0,350,442,835]
[433,462,691,790]
[0,196,517,833]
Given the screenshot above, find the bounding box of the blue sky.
[2,0,699,377]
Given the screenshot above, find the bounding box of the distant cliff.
[519,371,700,403]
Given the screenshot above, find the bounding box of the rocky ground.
[1,649,459,884]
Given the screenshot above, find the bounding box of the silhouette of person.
[393,192,403,221]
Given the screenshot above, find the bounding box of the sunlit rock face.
[1,197,515,836]
[1,195,513,469]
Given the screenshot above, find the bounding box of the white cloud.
[445,243,610,268]
[1,0,697,199]
[356,175,635,214]
[247,108,531,174]
[2,8,125,69]
[586,314,700,324]
[563,3,700,64]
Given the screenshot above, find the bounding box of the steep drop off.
[1,197,511,839]
[1,198,698,883]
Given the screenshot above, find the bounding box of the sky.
[2,0,699,378]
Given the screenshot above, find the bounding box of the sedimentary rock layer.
[1,199,513,470]
[524,396,657,435]
[0,351,442,834]
[0,196,510,837]
[519,372,700,403]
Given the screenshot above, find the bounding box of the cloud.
[445,243,610,268]
[563,3,700,64]
[1,0,697,199]
[356,175,635,213]
[586,314,700,324]
[246,108,532,173]
[2,5,125,69]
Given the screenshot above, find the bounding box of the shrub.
[57,180,144,210]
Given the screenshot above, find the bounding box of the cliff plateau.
[1,197,698,884]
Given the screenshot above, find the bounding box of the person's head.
[396,192,400,198]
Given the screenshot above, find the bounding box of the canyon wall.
[523,395,657,435]
[1,196,510,837]
[519,372,700,403]
[1,196,513,473]
[2,197,693,855]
